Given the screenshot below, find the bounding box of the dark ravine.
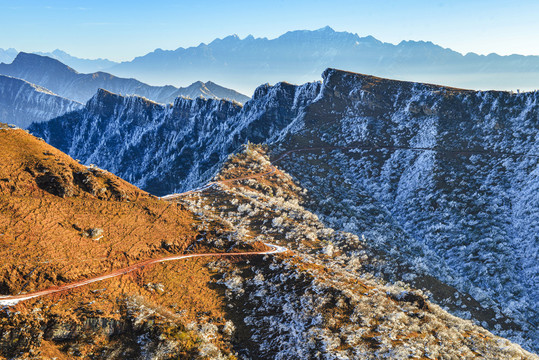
[30,69,539,351]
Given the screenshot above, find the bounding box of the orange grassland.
[0,127,243,358]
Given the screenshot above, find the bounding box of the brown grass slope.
[0,125,248,359]
[0,125,198,294]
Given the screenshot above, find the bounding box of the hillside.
[1,125,537,358]
[0,53,249,104]
[270,69,539,349]
[0,125,264,359]
[167,145,536,359]
[30,69,539,352]
[0,75,82,128]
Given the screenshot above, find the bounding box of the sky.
[1,0,538,62]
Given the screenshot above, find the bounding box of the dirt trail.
[8,142,531,306]
[0,244,287,306]
[161,144,539,200]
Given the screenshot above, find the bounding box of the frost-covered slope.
[31,69,539,351]
[272,69,539,351]
[0,75,82,128]
[182,146,537,359]
[0,52,249,104]
[30,83,319,195]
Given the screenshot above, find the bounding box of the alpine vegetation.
[30,69,539,351]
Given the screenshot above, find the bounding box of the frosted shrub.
[224,275,243,291]
[237,203,252,213]
[235,226,249,239]
[222,320,236,336]
[322,243,335,256]
[304,230,317,242]
[272,216,285,227]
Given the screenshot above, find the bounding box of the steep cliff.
[273,69,539,350]
[31,82,320,195]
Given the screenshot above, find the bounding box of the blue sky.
[1,0,538,61]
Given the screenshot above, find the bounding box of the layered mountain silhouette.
[107,26,539,94]
[0,52,250,104]
[4,26,539,96]
[0,48,17,64]
[34,49,118,73]
[0,48,118,72]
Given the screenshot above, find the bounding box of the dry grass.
[0,128,245,358]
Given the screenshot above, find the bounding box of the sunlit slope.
[0,125,246,359]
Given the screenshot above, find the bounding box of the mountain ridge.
[0,52,250,104]
[108,26,539,94]
[30,68,539,351]
[0,74,82,128]
[3,26,539,94]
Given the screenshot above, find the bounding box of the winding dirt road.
[5,143,533,306]
[0,244,287,306]
[161,143,539,200]
[160,162,278,200]
[0,157,285,306]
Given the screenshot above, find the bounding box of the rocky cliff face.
[0,75,82,128]
[31,82,320,195]
[0,52,250,104]
[31,69,539,351]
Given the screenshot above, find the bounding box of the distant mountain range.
[0,48,17,65]
[0,75,82,128]
[0,53,249,104]
[3,26,539,94]
[0,48,119,73]
[107,26,539,94]
[34,49,118,73]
